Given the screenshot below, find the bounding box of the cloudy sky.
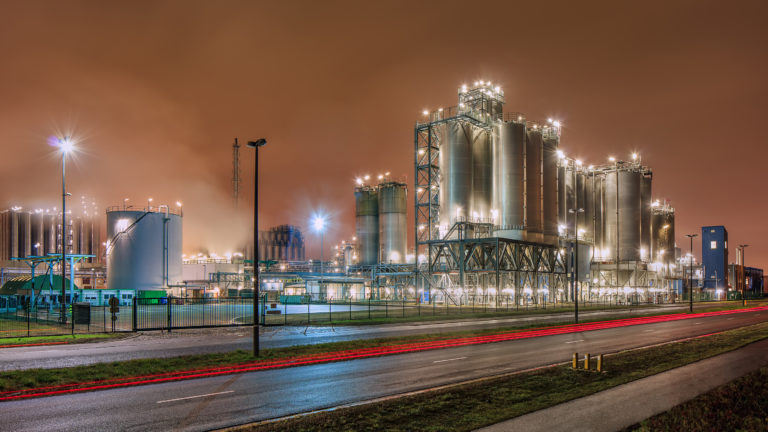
[1,0,766,267]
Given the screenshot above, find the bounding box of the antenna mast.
[232,137,240,209]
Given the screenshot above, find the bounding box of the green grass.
[0,333,124,346]
[627,367,768,431]
[234,322,768,432]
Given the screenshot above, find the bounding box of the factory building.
[258,225,305,262]
[728,265,764,298]
[701,226,728,289]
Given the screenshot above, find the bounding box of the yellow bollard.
[572,352,578,369]
[597,354,604,372]
[584,353,590,370]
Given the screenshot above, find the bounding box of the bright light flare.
[312,215,327,233]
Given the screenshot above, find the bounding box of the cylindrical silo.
[525,128,543,242]
[44,213,57,255]
[558,165,566,234]
[439,121,472,228]
[583,171,595,242]
[494,121,525,239]
[542,134,559,244]
[471,127,492,221]
[618,170,641,262]
[355,186,379,265]
[17,211,30,258]
[665,209,675,266]
[31,212,44,256]
[651,205,675,266]
[604,171,618,261]
[106,207,183,292]
[378,182,407,264]
[576,170,587,234]
[564,164,576,238]
[640,171,652,262]
[593,173,604,258]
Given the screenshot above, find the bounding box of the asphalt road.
[0,304,686,371]
[0,308,764,432]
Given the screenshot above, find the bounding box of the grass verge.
[0,333,125,347]
[231,321,768,432]
[627,366,768,431]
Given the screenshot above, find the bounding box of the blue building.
[701,226,728,289]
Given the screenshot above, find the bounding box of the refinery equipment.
[414,82,680,306]
[354,185,379,265]
[0,207,101,263]
[378,181,407,264]
[106,205,182,292]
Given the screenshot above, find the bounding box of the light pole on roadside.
[247,138,267,357]
[569,207,584,323]
[312,215,327,297]
[686,234,698,313]
[58,137,74,324]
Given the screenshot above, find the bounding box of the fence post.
[329,299,332,323]
[385,300,388,318]
[402,299,405,317]
[349,298,352,321]
[285,300,287,325]
[27,304,30,337]
[368,297,371,320]
[167,296,172,333]
[132,297,137,332]
[103,305,106,333]
[307,299,310,325]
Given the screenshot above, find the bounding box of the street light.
[246,138,267,357]
[739,244,749,307]
[686,234,698,313]
[58,137,74,324]
[312,215,327,296]
[569,207,584,323]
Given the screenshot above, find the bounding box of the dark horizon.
[1,0,766,268]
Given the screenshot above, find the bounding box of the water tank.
[525,128,543,242]
[640,171,652,261]
[542,133,559,244]
[439,121,473,229]
[378,182,407,264]
[106,207,183,292]
[493,121,525,238]
[354,186,379,265]
[471,127,492,221]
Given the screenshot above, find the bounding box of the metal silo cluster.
[354,180,407,265]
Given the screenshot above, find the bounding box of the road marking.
[157,390,234,404]
[433,357,467,363]
[643,329,655,332]
[565,339,585,344]
[695,322,702,325]
[728,318,735,320]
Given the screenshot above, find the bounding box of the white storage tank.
[106,206,183,292]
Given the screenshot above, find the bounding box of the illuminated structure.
[414,82,680,306]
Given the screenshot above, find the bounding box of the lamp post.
[58,137,73,324]
[312,215,327,298]
[247,138,267,357]
[569,207,584,323]
[739,244,749,307]
[686,234,698,313]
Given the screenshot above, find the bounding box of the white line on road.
[565,340,585,344]
[157,390,234,404]
[433,357,467,363]
[695,322,702,325]
[643,330,655,332]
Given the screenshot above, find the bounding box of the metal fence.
[1,293,765,339]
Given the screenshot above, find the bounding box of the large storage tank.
[493,120,525,238]
[582,171,595,242]
[378,182,407,264]
[618,170,641,261]
[640,171,652,261]
[43,212,57,255]
[563,164,576,237]
[439,121,473,228]
[525,127,543,242]
[354,186,379,265]
[651,204,675,266]
[30,211,44,256]
[542,131,559,244]
[106,207,183,292]
[471,127,492,221]
[17,211,30,258]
